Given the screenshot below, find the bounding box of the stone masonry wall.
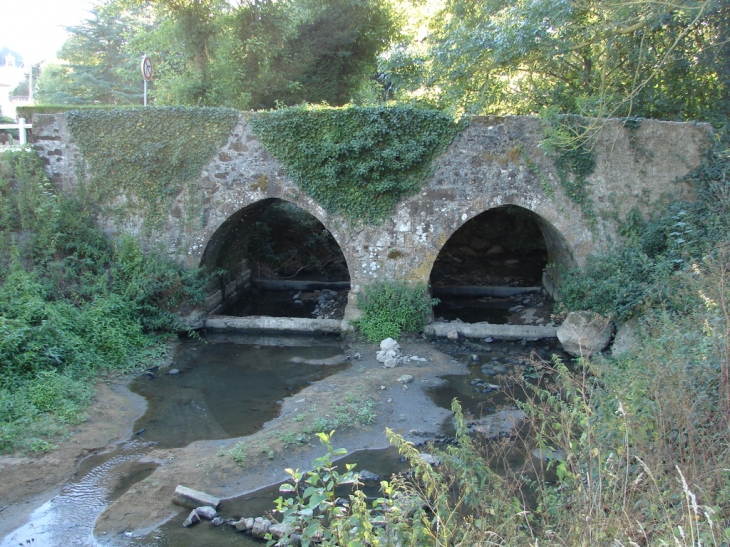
[31,113,711,321]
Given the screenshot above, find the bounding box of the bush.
[352,281,437,342]
[0,149,208,452]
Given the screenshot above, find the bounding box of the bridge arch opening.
[200,199,350,319]
[429,205,574,325]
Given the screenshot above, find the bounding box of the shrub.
[352,281,437,342]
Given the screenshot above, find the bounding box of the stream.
[1,333,565,547]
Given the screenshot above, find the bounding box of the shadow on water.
[129,334,349,449]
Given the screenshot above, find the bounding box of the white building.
[0,52,29,119]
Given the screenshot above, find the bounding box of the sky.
[1,0,96,63]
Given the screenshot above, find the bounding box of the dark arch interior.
[429,206,555,325]
[200,199,350,319]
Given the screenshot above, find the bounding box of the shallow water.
[129,334,348,448]
[1,441,155,547]
[126,446,409,547]
[1,333,347,547]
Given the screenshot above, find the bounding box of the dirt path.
[0,336,470,544]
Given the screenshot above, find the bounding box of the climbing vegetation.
[66,106,239,232]
[561,139,730,322]
[249,104,465,224]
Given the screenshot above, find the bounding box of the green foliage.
[270,431,359,547]
[66,107,238,232]
[0,149,208,452]
[306,392,376,434]
[385,0,729,125]
[250,104,464,224]
[16,105,138,119]
[561,141,730,321]
[35,4,149,106]
[540,111,597,222]
[353,280,437,342]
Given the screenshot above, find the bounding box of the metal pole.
[144,79,147,107]
[18,118,26,145]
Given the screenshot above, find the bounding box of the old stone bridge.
[31,112,710,331]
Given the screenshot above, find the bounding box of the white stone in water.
[195,506,218,520]
[235,517,254,531]
[269,522,294,539]
[380,338,400,352]
[417,453,443,466]
[168,368,180,375]
[183,509,201,528]
[172,485,221,510]
[447,330,459,340]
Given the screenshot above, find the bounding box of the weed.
[261,444,275,459]
[226,441,247,467]
[305,393,376,434]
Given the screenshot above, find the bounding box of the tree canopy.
[383,0,729,127]
[31,0,729,131]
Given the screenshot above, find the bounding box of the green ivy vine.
[249,104,465,225]
[66,107,239,232]
[539,111,598,225]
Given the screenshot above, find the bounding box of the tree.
[35,2,150,105]
[383,0,729,125]
[128,0,400,108]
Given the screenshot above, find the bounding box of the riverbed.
[0,332,562,546]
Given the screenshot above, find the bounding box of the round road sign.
[141,55,153,81]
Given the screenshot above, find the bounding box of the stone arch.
[199,197,351,315]
[428,204,576,301]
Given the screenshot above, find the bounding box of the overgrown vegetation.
[540,111,598,224]
[562,140,730,322]
[0,150,207,453]
[249,104,464,224]
[352,281,437,342]
[66,107,239,233]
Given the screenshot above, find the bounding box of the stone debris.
[195,506,218,520]
[172,485,222,510]
[557,311,615,357]
[531,447,568,461]
[463,409,527,439]
[397,374,414,384]
[252,517,273,538]
[182,509,201,528]
[235,517,254,531]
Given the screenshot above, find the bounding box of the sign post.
[141,55,153,106]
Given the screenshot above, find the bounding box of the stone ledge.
[425,322,557,340]
[205,315,342,334]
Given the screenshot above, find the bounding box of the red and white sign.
[141,55,153,81]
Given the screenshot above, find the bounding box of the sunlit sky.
[1,0,96,63]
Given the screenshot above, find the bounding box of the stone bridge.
[31,113,710,328]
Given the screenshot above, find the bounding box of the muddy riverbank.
[1,335,475,545]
